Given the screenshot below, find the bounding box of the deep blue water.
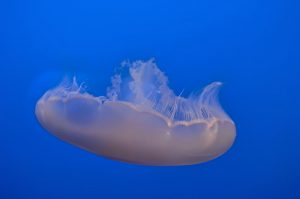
[1,0,300,198]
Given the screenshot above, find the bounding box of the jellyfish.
[35,60,236,166]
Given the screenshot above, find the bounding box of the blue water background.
[0,0,299,198]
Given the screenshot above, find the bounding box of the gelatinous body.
[35,60,236,165]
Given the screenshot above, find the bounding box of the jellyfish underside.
[35,60,236,166]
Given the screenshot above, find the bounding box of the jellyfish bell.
[35,60,236,166]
